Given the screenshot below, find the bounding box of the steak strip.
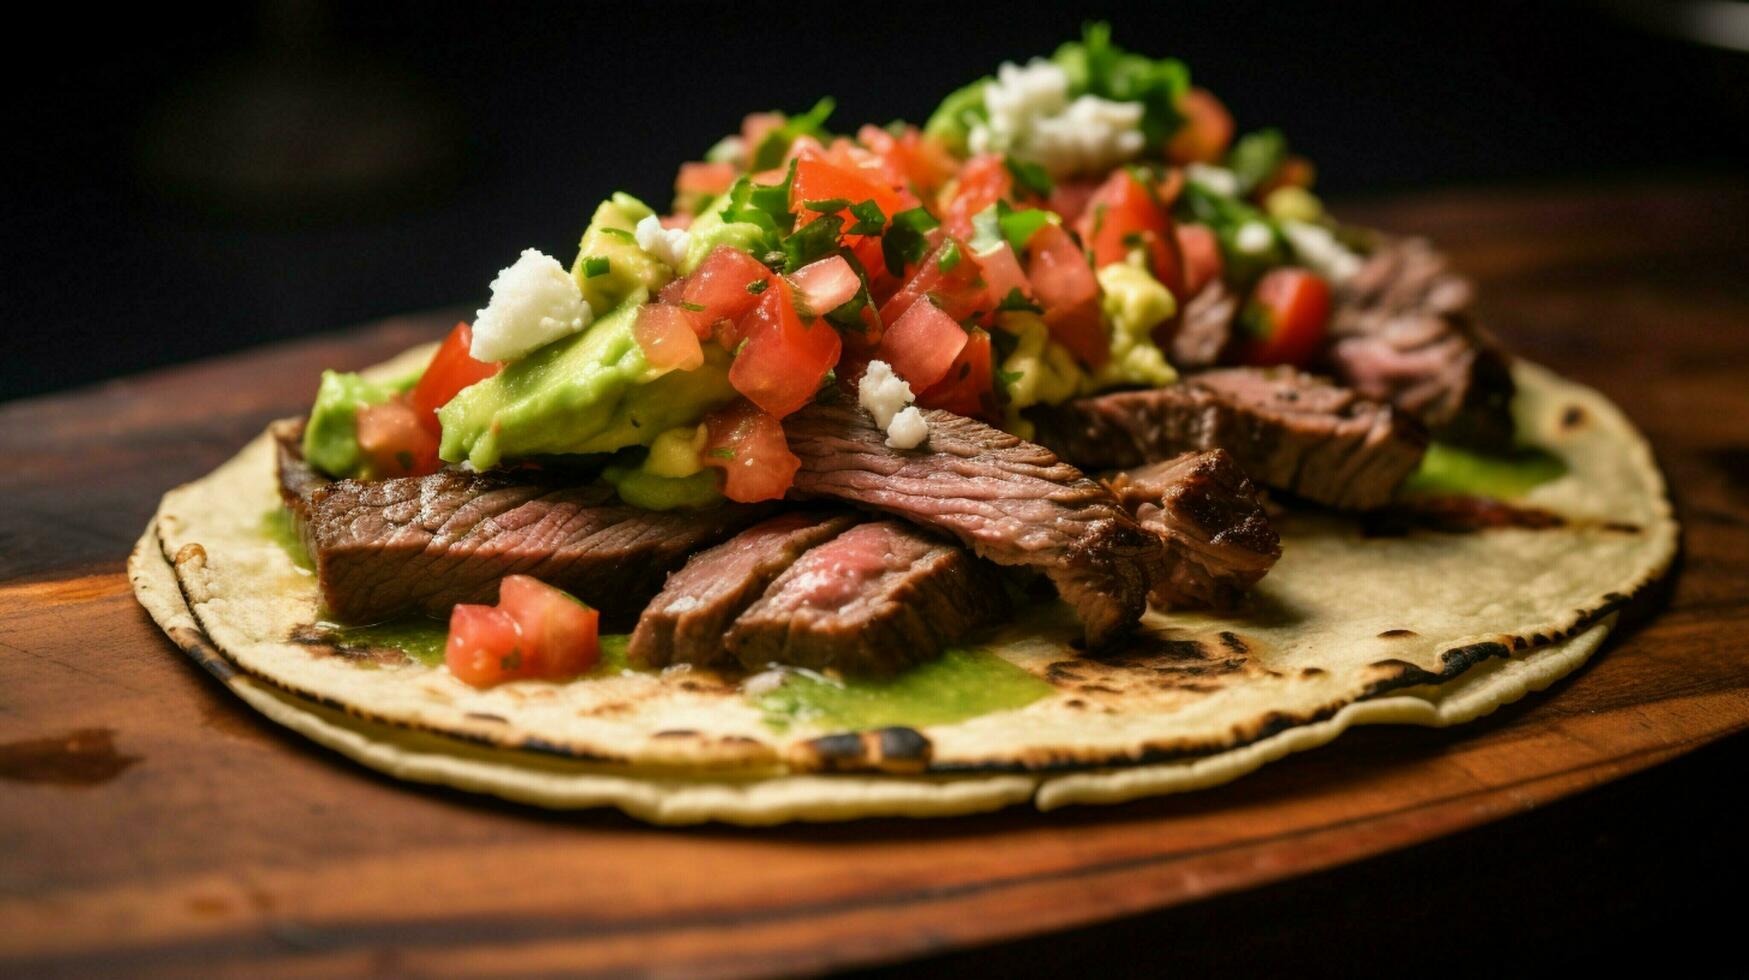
[1028,366,1427,510]
[628,511,861,670]
[725,520,1009,676]
[273,422,767,626]
[1105,451,1281,609]
[1324,236,1515,447]
[783,399,1159,649]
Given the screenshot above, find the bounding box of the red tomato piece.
[1177,223,1224,298]
[634,304,706,372]
[682,246,773,343]
[1025,223,1109,369]
[676,161,736,198]
[1047,179,1100,228]
[857,124,957,196]
[940,155,1011,240]
[728,282,842,418]
[1075,169,1186,304]
[787,255,861,317]
[497,575,601,679]
[1239,268,1332,367]
[916,326,995,420]
[976,242,1033,308]
[444,604,526,688]
[700,399,801,503]
[878,239,990,325]
[877,298,969,391]
[1166,88,1235,165]
[409,323,501,435]
[790,157,905,234]
[357,397,442,478]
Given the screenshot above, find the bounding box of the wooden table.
[3,178,1745,976]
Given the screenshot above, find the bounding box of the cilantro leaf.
[1004,156,1054,198]
[997,287,1042,313]
[582,256,611,278]
[881,207,942,277]
[749,97,836,171]
[781,214,844,273]
[847,199,887,236]
[1226,128,1289,196]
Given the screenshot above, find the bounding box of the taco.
[135,26,1675,824]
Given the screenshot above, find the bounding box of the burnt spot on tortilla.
[1218,631,1249,655]
[653,729,699,739]
[1300,667,1327,678]
[287,624,411,667]
[173,543,207,567]
[1367,496,1568,535]
[1378,629,1418,638]
[1603,521,1643,534]
[800,727,933,773]
[1561,405,1587,430]
[465,712,508,724]
[1439,641,1512,673]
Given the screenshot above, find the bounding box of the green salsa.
[322,618,450,666]
[1402,442,1567,500]
[753,648,1054,732]
[260,508,313,571]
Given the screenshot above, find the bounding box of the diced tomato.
[1156,167,1186,207]
[788,255,861,318]
[1024,223,1108,369]
[977,242,1032,307]
[1076,169,1186,304]
[1257,155,1317,198]
[357,397,441,478]
[634,304,706,373]
[496,575,601,678]
[728,282,842,418]
[1166,88,1235,165]
[740,112,785,167]
[409,323,501,436]
[878,239,990,325]
[1239,268,1331,367]
[1177,223,1224,298]
[790,157,905,234]
[916,326,995,420]
[857,124,957,196]
[445,604,526,688]
[940,155,1011,240]
[682,246,773,343]
[877,298,970,391]
[1048,179,1100,228]
[700,399,801,503]
[676,161,736,198]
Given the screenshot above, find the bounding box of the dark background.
[3,0,1745,402]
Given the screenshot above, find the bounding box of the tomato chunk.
[700,399,801,503]
[728,283,842,418]
[409,323,501,435]
[1076,169,1186,304]
[497,575,601,678]
[444,604,525,688]
[857,124,957,196]
[635,304,706,373]
[676,161,737,199]
[1177,223,1224,298]
[683,246,774,342]
[1025,223,1108,369]
[1239,268,1331,367]
[790,157,905,234]
[879,239,990,325]
[976,242,1032,308]
[877,298,970,391]
[940,155,1012,240]
[1166,87,1235,165]
[357,397,441,478]
[916,326,996,420]
[788,255,861,317]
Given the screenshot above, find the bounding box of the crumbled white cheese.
[1235,220,1275,255]
[470,248,593,362]
[634,214,692,270]
[1184,163,1240,198]
[884,406,929,450]
[742,669,786,696]
[857,359,929,449]
[969,59,1145,178]
[1281,220,1363,283]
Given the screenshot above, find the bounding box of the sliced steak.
[1106,451,1281,609]
[273,423,767,626]
[1029,366,1427,510]
[628,511,861,670]
[1325,236,1515,447]
[783,400,1160,649]
[724,520,1009,676]
[1169,279,1240,370]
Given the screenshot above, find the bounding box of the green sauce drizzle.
[323,618,449,666]
[753,648,1054,733]
[260,508,313,571]
[1402,442,1568,500]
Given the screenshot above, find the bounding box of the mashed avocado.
[678,191,769,273]
[996,311,1085,439]
[1089,262,1177,391]
[302,370,412,479]
[573,193,673,312]
[437,295,736,470]
[603,465,724,510]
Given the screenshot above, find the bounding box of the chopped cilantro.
[1004,156,1054,198]
[582,256,611,278]
[1227,128,1289,195]
[750,97,836,171]
[781,214,844,272]
[847,199,887,236]
[937,239,963,273]
[680,301,706,312]
[802,197,851,214]
[600,226,637,242]
[746,279,769,295]
[882,207,942,277]
[708,447,735,459]
[997,287,1042,313]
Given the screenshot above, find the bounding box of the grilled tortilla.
[133,348,1675,822]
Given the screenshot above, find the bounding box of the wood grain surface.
[2,179,1745,977]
